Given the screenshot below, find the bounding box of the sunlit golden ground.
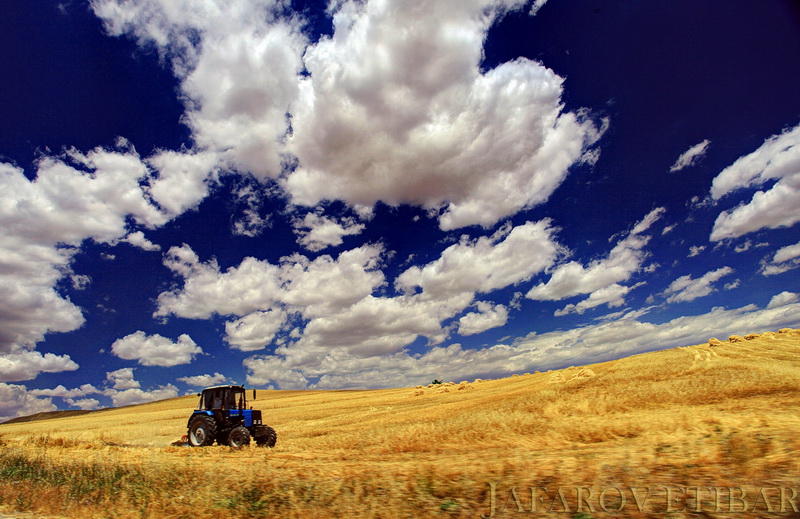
[1,329,799,518]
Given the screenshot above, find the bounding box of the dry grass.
[1,329,800,518]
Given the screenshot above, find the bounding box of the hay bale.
[761,331,776,339]
[413,389,425,396]
[708,338,723,347]
[571,368,595,380]
[744,333,760,340]
[728,335,745,343]
[778,328,794,334]
[473,378,483,383]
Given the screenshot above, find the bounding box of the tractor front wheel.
[227,426,251,448]
[188,415,217,447]
[255,426,277,448]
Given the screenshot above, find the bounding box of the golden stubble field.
[1,329,799,519]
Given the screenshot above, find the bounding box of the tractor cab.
[198,385,247,411]
[186,385,277,448]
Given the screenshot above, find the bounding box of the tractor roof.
[202,384,245,391]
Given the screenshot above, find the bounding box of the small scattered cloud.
[106,367,140,389]
[121,231,161,251]
[527,208,664,313]
[66,398,101,410]
[292,212,365,252]
[111,331,202,367]
[70,274,91,290]
[231,183,270,238]
[688,245,705,258]
[760,241,800,276]
[724,279,741,290]
[529,0,548,16]
[663,266,734,303]
[177,372,228,387]
[670,139,710,172]
[457,301,508,336]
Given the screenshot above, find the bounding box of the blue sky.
[1,0,799,419]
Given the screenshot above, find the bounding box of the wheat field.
[1,329,799,518]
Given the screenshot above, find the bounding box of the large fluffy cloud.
[710,122,800,240]
[286,0,604,230]
[94,0,604,230]
[91,0,306,179]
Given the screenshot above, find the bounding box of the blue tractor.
[187,385,277,448]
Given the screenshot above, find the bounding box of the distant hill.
[1,408,100,425]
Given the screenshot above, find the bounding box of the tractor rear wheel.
[256,426,277,448]
[227,426,251,448]
[188,415,217,447]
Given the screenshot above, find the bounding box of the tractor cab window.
[230,389,245,410]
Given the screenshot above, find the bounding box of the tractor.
[186,385,277,448]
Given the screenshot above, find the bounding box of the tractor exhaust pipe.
[253,388,256,401]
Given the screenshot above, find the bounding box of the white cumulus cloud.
[106,367,141,389]
[110,331,202,367]
[0,383,57,422]
[457,301,508,336]
[761,241,800,276]
[0,351,79,383]
[768,291,798,309]
[91,0,306,180]
[292,212,365,252]
[527,208,664,313]
[285,0,605,230]
[225,309,287,351]
[710,123,800,241]
[663,266,734,303]
[121,231,161,251]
